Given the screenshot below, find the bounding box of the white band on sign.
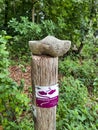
[35,84,59,108]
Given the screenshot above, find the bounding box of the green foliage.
[57,77,98,130]
[59,55,98,89]
[81,26,98,58]
[8,17,42,60]
[58,27,98,129]
[1,0,97,60]
[8,17,57,60]
[60,77,88,108]
[0,34,33,129]
[9,17,41,39]
[42,0,98,44]
[41,20,56,37]
[4,117,34,130]
[0,0,33,26]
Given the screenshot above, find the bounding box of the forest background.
[0,0,98,130]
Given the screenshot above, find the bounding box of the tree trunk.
[77,42,83,54]
[32,7,35,23]
[31,55,58,130]
[4,0,9,27]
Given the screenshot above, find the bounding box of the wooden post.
[0,126,3,130]
[31,55,58,130]
[29,36,71,130]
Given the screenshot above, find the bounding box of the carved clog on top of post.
[29,36,71,57]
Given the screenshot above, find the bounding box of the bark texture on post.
[31,55,58,130]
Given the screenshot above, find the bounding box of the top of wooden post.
[29,36,71,57]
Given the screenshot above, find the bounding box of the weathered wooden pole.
[29,36,71,130]
[31,55,58,130]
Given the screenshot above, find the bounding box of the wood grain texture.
[0,126,3,130]
[31,55,58,130]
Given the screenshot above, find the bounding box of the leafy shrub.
[57,77,98,130]
[0,34,33,129]
[8,17,42,60]
[8,17,42,39]
[41,20,56,37]
[59,76,88,108]
[81,28,98,59]
[59,56,98,90]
